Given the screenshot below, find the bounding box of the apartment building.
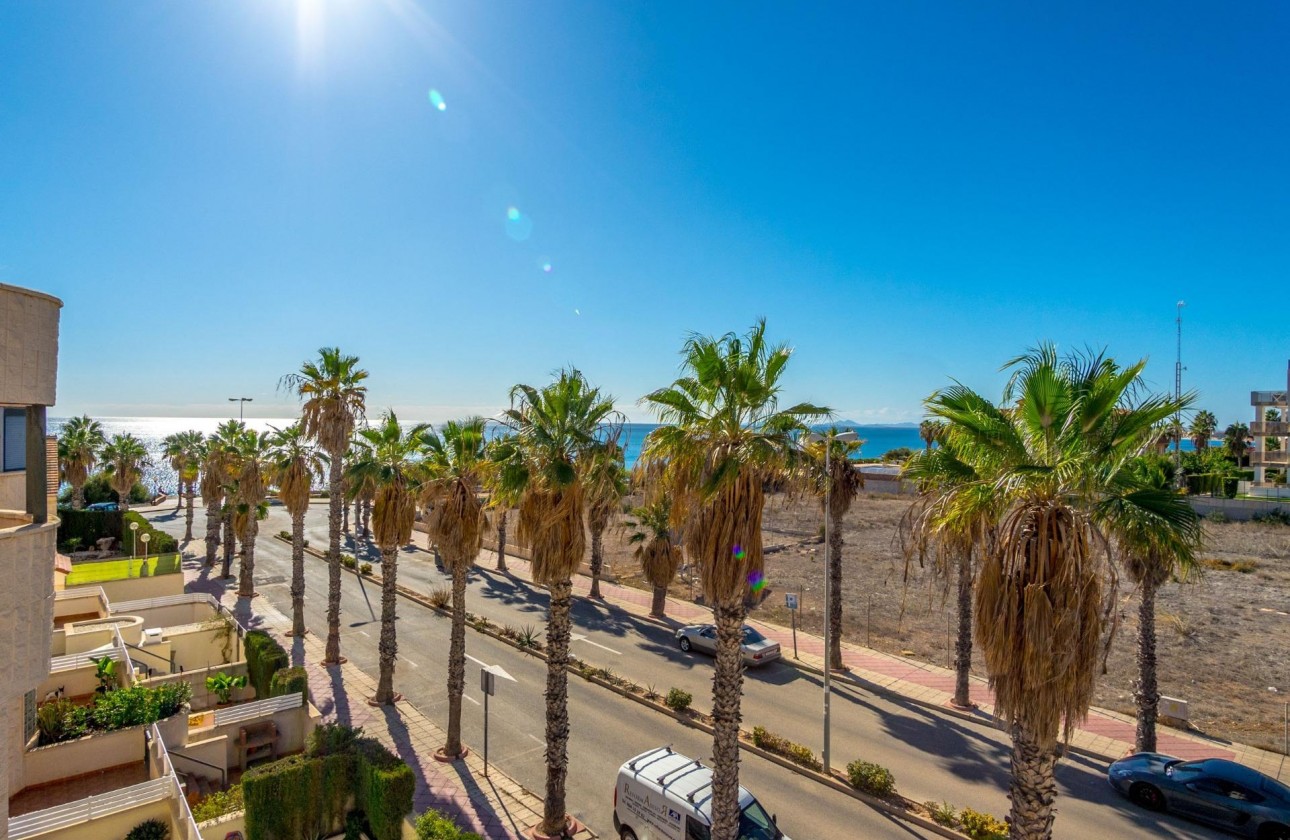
[1250,361,1290,490]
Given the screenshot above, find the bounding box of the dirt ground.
[594,492,1290,753]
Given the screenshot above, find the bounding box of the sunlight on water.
[428,89,447,111]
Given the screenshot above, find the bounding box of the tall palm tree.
[271,424,325,637]
[163,432,188,513]
[804,429,864,670]
[639,321,827,840]
[623,496,683,619]
[918,418,945,451]
[101,434,149,513]
[422,417,489,757]
[917,345,1194,839]
[347,411,428,704]
[486,433,519,573]
[283,347,369,665]
[231,430,272,599]
[584,442,627,599]
[495,369,622,837]
[58,415,105,510]
[203,421,245,577]
[1224,422,1251,467]
[1189,409,1217,451]
[1118,457,1202,754]
[163,430,203,540]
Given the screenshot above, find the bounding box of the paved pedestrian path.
[445,534,1288,783]
[181,557,594,840]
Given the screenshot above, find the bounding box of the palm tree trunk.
[827,509,843,669]
[72,481,85,511]
[650,584,668,618]
[1134,575,1160,753]
[117,483,131,512]
[1007,723,1058,840]
[361,497,371,540]
[495,511,508,572]
[238,517,258,598]
[221,514,234,579]
[710,598,746,840]
[589,526,605,599]
[953,549,973,708]
[342,492,350,533]
[374,546,399,703]
[325,456,344,665]
[174,481,183,512]
[445,562,468,756]
[291,510,307,637]
[204,497,220,566]
[540,578,574,835]
[183,481,195,542]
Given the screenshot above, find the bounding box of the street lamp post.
[229,397,253,421]
[819,427,858,776]
[129,521,139,560]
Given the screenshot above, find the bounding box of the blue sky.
[2,1,1286,426]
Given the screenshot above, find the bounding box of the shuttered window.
[2,408,25,472]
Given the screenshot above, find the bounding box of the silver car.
[675,624,781,666]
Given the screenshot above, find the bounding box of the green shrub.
[244,630,289,699]
[414,807,484,840]
[959,807,1009,840]
[308,722,364,757]
[750,726,822,771]
[151,681,193,717]
[354,737,416,840]
[1205,510,1230,523]
[192,785,244,821]
[55,507,124,549]
[664,688,693,712]
[846,759,895,797]
[360,562,373,575]
[342,554,358,569]
[124,818,169,840]
[206,672,247,705]
[1253,509,1290,526]
[59,472,149,506]
[244,753,334,840]
[270,666,309,701]
[121,510,178,554]
[36,699,88,745]
[924,801,957,827]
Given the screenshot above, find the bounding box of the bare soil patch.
[593,493,1290,752]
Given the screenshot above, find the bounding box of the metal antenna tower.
[1175,301,1185,469]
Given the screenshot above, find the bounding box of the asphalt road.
[143,503,1222,839]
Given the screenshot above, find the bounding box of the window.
[738,800,779,840]
[686,816,711,840]
[742,627,767,644]
[2,408,25,472]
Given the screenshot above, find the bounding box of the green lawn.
[66,554,182,585]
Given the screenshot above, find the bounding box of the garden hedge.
[269,665,309,701]
[122,511,178,554]
[55,508,124,550]
[244,630,289,699]
[354,738,416,840]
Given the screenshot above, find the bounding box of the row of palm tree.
[58,416,152,516]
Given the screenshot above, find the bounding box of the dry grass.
[589,493,1290,751]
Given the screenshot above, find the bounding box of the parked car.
[614,746,788,840]
[675,624,781,666]
[85,501,119,512]
[1108,753,1290,838]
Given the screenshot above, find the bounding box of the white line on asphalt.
[400,656,419,668]
[464,694,480,706]
[359,630,370,637]
[569,634,621,655]
[528,734,545,747]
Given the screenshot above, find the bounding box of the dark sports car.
[1108,753,1290,838]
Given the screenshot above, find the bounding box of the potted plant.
[153,681,194,748]
[91,655,117,694]
[206,672,247,706]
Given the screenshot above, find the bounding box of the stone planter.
[156,706,191,749]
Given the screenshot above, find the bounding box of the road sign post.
[785,592,799,659]
[480,669,496,777]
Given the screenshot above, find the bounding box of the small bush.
[750,726,822,771]
[1201,556,1259,573]
[415,807,484,840]
[516,626,542,649]
[270,666,309,701]
[846,759,895,797]
[244,629,289,699]
[498,625,520,641]
[1253,509,1290,526]
[193,785,244,821]
[206,671,247,705]
[124,818,169,840]
[278,530,291,540]
[36,699,88,745]
[665,688,693,712]
[360,562,373,575]
[959,807,1008,840]
[1205,510,1230,523]
[924,801,957,827]
[428,587,452,608]
[308,722,363,757]
[342,555,358,570]
[122,510,178,554]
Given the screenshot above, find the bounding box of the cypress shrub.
[244,630,289,699]
[122,511,178,555]
[243,754,328,840]
[56,508,124,550]
[355,738,416,840]
[269,666,309,701]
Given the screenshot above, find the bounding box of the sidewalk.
[443,535,1289,784]
[181,558,595,840]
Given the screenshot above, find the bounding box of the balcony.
[1251,421,1290,437]
[1252,391,1289,407]
[1251,450,1290,467]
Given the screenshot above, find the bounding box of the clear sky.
[2,1,1286,427]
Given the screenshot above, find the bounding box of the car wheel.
[679,637,692,652]
[1259,825,1290,840]
[620,828,639,840]
[1129,782,1165,812]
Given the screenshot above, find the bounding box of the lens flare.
[505,206,533,241]
[732,544,746,560]
[428,89,447,111]
[506,206,521,221]
[542,262,553,273]
[748,570,766,593]
[574,308,581,316]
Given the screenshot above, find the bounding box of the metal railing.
[124,641,176,676]
[110,592,221,615]
[49,644,127,674]
[6,778,174,839]
[211,691,304,727]
[148,724,204,840]
[169,748,228,788]
[1252,391,1288,405]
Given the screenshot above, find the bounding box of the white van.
[613,747,789,840]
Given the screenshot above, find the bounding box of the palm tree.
[203,421,245,577]
[422,417,489,757]
[163,432,187,513]
[230,430,272,599]
[918,418,945,451]
[804,429,864,670]
[639,321,827,840]
[623,496,683,619]
[1189,410,1217,451]
[347,411,428,705]
[584,442,627,599]
[495,369,622,836]
[1224,422,1251,467]
[486,433,519,573]
[163,430,203,540]
[283,347,369,665]
[271,424,325,637]
[1119,457,1202,753]
[58,415,105,510]
[100,434,149,513]
[917,345,1194,839]
[1267,409,1283,452]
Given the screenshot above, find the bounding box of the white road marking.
[528,734,545,747]
[359,630,370,637]
[464,694,480,706]
[570,634,620,655]
[466,654,518,681]
[400,656,419,668]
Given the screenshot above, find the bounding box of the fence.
[5,778,174,839]
[211,690,304,727]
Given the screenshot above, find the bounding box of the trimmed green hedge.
[244,630,289,700]
[270,666,309,701]
[121,511,177,554]
[56,508,124,550]
[243,725,413,840]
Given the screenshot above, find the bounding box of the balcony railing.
[6,778,175,840]
[211,690,304,727]
[1251,421,1289,436]
[1252,391,1288,406]
[1251,450,1290,467]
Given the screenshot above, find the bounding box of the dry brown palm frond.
[684,468,766,603]
[372,481,416,551]
[638,537,683,589]
[277,459,312,519]
[518,483,585,585]
[426,479,485,572]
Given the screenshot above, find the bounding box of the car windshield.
[742,627,767,644]
[738,800,779,840]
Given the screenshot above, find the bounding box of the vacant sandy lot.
[596,493,1290,753]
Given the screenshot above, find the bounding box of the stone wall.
[0,283,62,407]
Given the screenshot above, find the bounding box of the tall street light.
[229,397,253,421]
